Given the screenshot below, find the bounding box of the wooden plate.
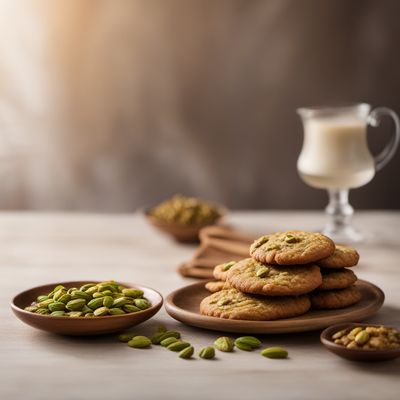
[165,280,385,334]
[11,281,163,336]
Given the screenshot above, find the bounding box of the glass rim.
[297,103,371,118]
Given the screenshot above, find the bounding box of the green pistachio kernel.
[48,302,66,312]
[93,306,109,316]
[103,296,114,308]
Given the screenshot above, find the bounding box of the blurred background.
[0,0,399,211]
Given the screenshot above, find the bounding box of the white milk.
[297,117,375,189]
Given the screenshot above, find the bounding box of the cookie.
[226,258,322,296]
[200,288,311,320]
[319,268,357,290]
[310,286,362,309]
[205,281,231,293]
[250,231,335,265]
[213,261,237,281]
[317,244,359,269]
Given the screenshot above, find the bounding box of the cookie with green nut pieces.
[200,288,310,321]
[213,261,237,281]
[316,244,359,269]
[250,231,335,265]
[205,281,232,293]
[318,268,357,291]
[310,285,362,310]
[226,258,322,296]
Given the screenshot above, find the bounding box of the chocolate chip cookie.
[250,231,335,265]
[226,258,322,296]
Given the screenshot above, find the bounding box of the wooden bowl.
[320,323,400,362]
[11,281,163,336]
[144,209,223,243]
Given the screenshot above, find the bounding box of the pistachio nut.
[48,301,66,312]
[221,261,236,271]
[253,236,269,249]
[256,266,270,278]
[93,306,109,316]
[84,313,94,317]
[36,295,49,302]
[234,336,261,350]
[87,298,104,310]
[355,330,370,345]
[79,283,96,292]
[133,299,150,310]
[260,347,288,359]
[167,341,191,352]
[24,305,38,312]
[92,292,105,299]
[58,294,72,304]
[35,308,50,315]
[37,299,54,308]
[103,296,114,308]
[67,311,83,317]
[122,288,144,298]
[348,327,363,340]
[160,337,178,347]
[50,311,66,317]
[123,304,141,313]
[179,346,194,359]
[71,290,91,302]
[113,297,133,308]
[81,305,93,314]
[214,337,234,352]
[199,346,215,359]
[151,331,181,345]
[284,234,297,243]
[128,336,152,348]
[53,289,66,301]
[84,286,98,296]
[66,299,86,311]
[108,308,125,315]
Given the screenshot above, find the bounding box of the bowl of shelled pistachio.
[145,194,225,243]
[11,280,163,335]
[321,323,400,362]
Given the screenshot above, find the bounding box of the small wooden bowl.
[144,209,223,243]
[320,323,400,362]
[11,281,163,336]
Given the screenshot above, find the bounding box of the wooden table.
[1,211,399,400]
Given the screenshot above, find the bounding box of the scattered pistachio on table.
[24,281,151,317]
[117,327,289,361]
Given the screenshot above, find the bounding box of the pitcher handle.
[368,107,400,171]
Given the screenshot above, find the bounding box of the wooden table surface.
[1,211,399,400]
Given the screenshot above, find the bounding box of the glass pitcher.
[297,103,400,242]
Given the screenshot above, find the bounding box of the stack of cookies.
[200,230,360,321]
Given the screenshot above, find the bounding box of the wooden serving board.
[165,280,384,334]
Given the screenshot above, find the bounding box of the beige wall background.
[0,0,399,211]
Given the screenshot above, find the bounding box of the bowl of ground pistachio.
[11,281,163,335]
[321,323,400,361]
[145,194,224,242]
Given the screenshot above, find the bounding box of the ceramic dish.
[320,322,400,362]
[165,280,384,334]
[11,281,163,335]
[144,208,223,243]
